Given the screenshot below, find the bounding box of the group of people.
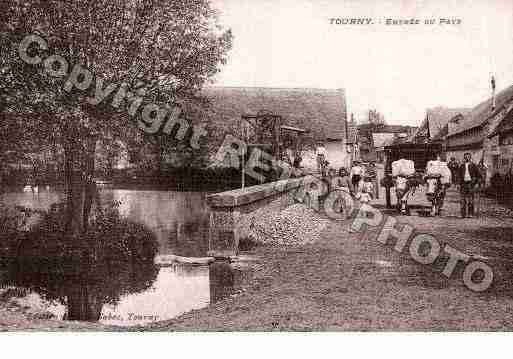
[407,152,485,218]
[315,141,378,204]
[314,142,490,218]
[328,161,379,204]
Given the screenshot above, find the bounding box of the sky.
[210,0,513,126]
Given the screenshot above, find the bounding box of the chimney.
[491,75,496,111]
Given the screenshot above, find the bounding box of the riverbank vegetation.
[0,201,159,321]
[0,166,264,192]
[1,0,233,236]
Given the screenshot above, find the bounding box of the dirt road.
[155,186,513,331]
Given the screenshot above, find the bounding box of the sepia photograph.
[1,0,513,338]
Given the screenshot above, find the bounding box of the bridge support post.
[208,209,239,258]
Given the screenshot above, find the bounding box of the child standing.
[358,175,375,204]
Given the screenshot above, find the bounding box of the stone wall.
[206,177,307,256]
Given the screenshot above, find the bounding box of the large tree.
[0,0,232,234]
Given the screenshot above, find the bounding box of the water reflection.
[101,189,211,257]
[1,186,211,256]
[0,186,239,326]
[99,265,209,326]
[5,251,160,322]
[2,260,238,326]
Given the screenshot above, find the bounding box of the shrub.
[1,201,159,310]
[0,204,36,267]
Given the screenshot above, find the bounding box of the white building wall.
[300,141,351,171]
[325,142,352,170]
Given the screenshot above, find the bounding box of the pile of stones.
[248,204,329,246]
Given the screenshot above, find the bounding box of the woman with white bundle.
[424,154,452,216]
[391,158,415,215]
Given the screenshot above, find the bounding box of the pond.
[0,186,238,326]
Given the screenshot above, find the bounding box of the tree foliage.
[0,0,232,233]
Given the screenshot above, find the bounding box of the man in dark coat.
[458,152,482,218]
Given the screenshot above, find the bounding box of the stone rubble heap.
[248,204,329,246]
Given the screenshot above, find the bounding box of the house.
[486,98,513,176]
[201,87,350,170]
[358,134,374,162]
[446,84,513,184]
[372,133,396,162]
[119,86,350,173]
[357,124,417,162]
[414,107,471,144]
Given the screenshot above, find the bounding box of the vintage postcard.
[0,0,512,334]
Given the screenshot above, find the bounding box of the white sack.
[426,160,452,184]
[392,159,415,177]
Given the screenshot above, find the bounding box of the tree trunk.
[63,136,97,236]
[66,284,102,321]
[82,136,98,233]
[64,140,81,235]
[157,140,164,176]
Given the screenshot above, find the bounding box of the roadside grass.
[152,189,513,331]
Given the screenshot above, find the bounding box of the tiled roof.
[431,123,449,142]
[448,84,513,137]
[488,108,513,137]
[417,107,470,140]
[201,87,347,141]
[358,123,415,135]
[358,124,416,148]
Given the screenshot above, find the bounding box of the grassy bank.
[147,188,513,331]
